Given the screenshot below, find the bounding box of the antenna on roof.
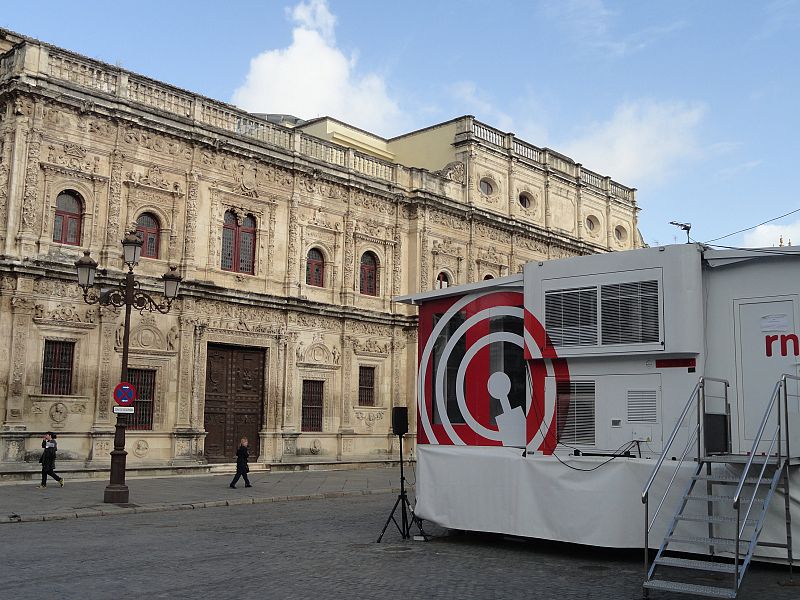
[669,221,692,243]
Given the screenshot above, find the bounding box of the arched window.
[359,252,379,296]
[53,190,83,245]
[436,271,450,289]
[483,274,494,281]
[221,210,256,274]
[136,212,160,259]
[306,247,325,287]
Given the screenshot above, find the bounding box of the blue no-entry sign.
[113,382,137,406]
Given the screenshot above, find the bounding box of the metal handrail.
[642,379,702,503]
[651,424,699,531]
[642,376,730,587]
[732,373,798,590]
[733,381,782,509]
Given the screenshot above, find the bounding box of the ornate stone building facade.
[0,29,641,469]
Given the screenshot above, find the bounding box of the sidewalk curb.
[1,486,400,524]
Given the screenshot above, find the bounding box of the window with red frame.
[136,212,160,259]
[221,211,256,274]
[306,248,325,287]
[360,252,379,296]
[52,191,83,246]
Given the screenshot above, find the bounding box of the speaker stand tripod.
[377,433,427,542]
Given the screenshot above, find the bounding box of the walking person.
[229,437,252,489]
[38,432,63,488]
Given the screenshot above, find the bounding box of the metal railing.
[732,373,798,588]
[641,376,730,581]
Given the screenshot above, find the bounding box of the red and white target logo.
[417,290,569,454]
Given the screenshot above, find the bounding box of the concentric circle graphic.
[417,291,569,453]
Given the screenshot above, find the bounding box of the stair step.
[678,514,757,526]
[655,556,736,573]
[666,535,738,550]
[685,494,765,503]
[644,579,736,598]
[693,474,764,485]
[702,455,781,465]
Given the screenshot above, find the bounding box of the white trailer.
[397,243,800,598]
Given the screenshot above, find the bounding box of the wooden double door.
[204,344,265,463]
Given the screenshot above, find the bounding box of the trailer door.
[735,297,799,452]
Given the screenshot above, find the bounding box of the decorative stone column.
[283,332,298,431]
[182,170,199,279]
[16,128,42,257]
[102,149,124,266]
[341,216,355,305]
[284,195,300,296]
[0,129,12,250]
[340,336,353,431]
[2,291,34,463]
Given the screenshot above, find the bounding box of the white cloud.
[716,159,762,180]
[743,220,800,248]
[232,0,404,136]
[560,100,705,185]
[542,0,684,58]
[289,0,336,43]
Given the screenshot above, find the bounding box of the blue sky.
[3,0,799,247]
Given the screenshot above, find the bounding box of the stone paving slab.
[0,466,406,524]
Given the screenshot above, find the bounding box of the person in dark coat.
[38,432,63,488]
[229,437,252,489]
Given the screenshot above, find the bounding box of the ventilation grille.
[556,381,596,445]
[627,390,658,423]
[545,287,598,347]
[600,280,659,345]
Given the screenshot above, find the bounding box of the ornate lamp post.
[75,230,182,503]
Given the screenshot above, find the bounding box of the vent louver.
[556,381,596,445]
[600,280,659,345]
[627,390,658,423]
[545,287,597,347]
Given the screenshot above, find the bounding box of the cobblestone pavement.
[3,492,797,600]
[0,467,403,522]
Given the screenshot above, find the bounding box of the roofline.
[387,115,471,142]
[394,272,523,306]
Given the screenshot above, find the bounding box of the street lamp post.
[75,230,182,503]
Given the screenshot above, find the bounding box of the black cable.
[702,206,800,243]
[523,361,636,472]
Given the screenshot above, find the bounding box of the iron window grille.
[358,366,376,407]
[41,340,75,395]
[127,368,156,430]
[52,191,82,246]
[302,379,324,432]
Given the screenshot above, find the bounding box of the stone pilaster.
[0,129,12,249]
[188,323,206,431]
[284,195,300,296]
[16,128,42,256]
[341,215,355,305]
[182,170,199,279]
[93,307,119,425]
[340,336,353,430]
[102,149,124,265]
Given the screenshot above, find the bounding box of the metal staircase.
[641,375,797,598]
